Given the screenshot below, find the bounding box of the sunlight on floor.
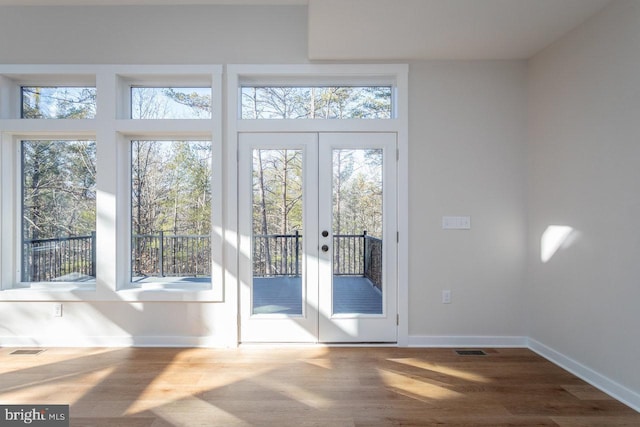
[377,368,463,402]
[388,357,490,383]
[304,358,334,370]
[147,395,247,426]
[0,368,115,405]
[252,376,333,409]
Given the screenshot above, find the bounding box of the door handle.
[321,244,329,252]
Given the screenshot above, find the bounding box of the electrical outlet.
[54,303,63,317]
[442,290,452,304]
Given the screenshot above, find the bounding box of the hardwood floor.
[0,347,638,426]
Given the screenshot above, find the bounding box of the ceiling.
[0,0,613,60]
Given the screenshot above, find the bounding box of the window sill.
[0,283,96,301]
[117,282,222,302]
[0,281,222,302]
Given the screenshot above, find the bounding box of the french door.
[239,133,397,343]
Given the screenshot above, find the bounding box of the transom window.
[131,87,212,119]
[240,86,392,119]
[21,86,96,119]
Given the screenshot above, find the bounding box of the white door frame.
[225,64,409,347]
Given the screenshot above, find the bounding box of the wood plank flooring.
[0,347,638,426]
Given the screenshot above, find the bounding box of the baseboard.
[0,335,222,348]
[528,338,640,412]
[407,335,528,348]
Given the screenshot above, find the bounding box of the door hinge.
[396,148,400,161]
[397,231,399,243]
[396,314,399,325]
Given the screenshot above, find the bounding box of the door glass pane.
[332,149,383,314]
[252,149,304,315]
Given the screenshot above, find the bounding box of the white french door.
[239,132,397,343]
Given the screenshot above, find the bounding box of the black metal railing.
[23,230,382,287]
[132,231,211,277]
[363,234,383,291]
[253,231,301,277]
[23,231,212,281]
[253,231,383,289]
[23,232,96,282]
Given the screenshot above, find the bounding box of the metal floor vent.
[455,349,487,356]
[10,349,45,355]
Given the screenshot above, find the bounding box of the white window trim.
[225,64,409,345]
[0,65,224,302]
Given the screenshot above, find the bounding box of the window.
[130,140,212,284]
[2,65,223,300]
[21,139,96,283]
[131,87,211,119]
[241,86,392,119]
[21,86,96,119]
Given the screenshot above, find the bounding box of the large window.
[1,65,222,300]
[21,139,96,283]
[131,140,212,283]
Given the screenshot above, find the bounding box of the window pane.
[21,87,96,119]
[21,140,96,282]
[131,140,212,281]
[131,87,212,119]
[241,86,392,119]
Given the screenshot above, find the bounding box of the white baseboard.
[407,335,528,348]
[528,338,640,413]
[0,335,223,348]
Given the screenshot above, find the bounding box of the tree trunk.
[256,150,271,275]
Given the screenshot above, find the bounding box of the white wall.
[0,5,307,64]
[408,61,528,341]
[0,6,530,347]
[528,0,640,396]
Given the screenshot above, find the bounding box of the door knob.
[321,244,329,252]
[321,230,329,237]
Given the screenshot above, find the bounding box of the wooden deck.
[252,276,382,315]
[0,346,638,426]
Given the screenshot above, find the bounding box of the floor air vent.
[455,349,487,356]
[10,349,45,355]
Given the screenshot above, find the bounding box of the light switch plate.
[442,216,471,230]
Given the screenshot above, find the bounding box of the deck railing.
[23,232,212,281]
[132,231,211,277]
[253,231,301,277]
[23,232,96,282]
[23,231,382,288]
[253,231,383,289]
